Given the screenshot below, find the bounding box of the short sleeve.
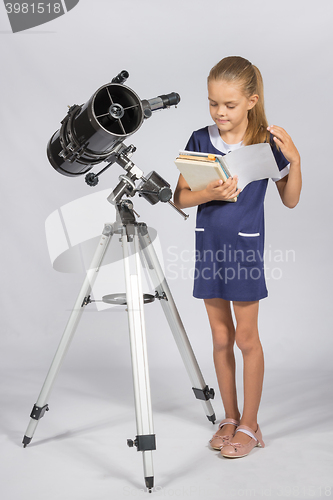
[270,136,290,182]
[185,132,199,152]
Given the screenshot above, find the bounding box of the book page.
[223,143,281,190]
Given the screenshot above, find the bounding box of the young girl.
[174,56,302,458]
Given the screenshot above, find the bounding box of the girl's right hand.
[205,176,241,201]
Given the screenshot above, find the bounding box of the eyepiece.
[159,92,181,107]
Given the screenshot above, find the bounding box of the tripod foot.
[22,435,32,448]
[207,413,216,424]
[145,476,154,492]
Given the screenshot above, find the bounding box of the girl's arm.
[173,173,241,209]
[267,125,302,209]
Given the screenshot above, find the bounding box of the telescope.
[23,71,216,493]
[47,71,182,210]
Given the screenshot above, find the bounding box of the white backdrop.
[1,1,332,499]
[1,0,332,369]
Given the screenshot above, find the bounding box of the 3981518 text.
[5,3,62,14]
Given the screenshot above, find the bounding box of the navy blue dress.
[185,125,289,302]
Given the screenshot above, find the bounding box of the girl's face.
[208,79,258,140]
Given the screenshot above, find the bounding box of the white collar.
[208,124,243,154]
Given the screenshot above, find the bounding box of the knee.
[235,326,261,354]
[212,325,235,352]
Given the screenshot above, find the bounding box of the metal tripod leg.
[22,214,214,491]
[137,223,216,423]
[22,224,114,447]
[121,224,155,492]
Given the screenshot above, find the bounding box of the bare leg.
[204,298,241,439]
[231,300,264,445]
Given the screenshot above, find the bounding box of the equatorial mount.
[85,141,188,220]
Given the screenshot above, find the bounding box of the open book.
[175,143,282,202]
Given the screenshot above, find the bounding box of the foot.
[209,418,240,450]
[215,423,238,439]
[221,424,265,458]
[229,428,254,446]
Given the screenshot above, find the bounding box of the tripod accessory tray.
[102,293,155,305]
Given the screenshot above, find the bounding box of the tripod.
[22,199,216,492]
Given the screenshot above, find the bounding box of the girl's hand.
[268,125,302,208]
[205,176,241,202]
[267,125,300,165]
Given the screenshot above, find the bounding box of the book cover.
[175,143,282,194]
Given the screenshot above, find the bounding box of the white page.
[223,143,281,190]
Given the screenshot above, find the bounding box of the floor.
[1,359,332,500]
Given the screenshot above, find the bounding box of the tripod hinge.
[127,434,156,452]
[81,295,92,307]
[30,404,49,421]
[154,291,168,301]
[192,385,215,401]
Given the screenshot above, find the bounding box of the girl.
[174,56,302,458]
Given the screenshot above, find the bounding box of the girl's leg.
[231,300,264,444]
[204,298,241,438]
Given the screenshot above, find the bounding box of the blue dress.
[185,125,290,302]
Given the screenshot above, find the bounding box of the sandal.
[221,424,265,458]
[209,418,240,450]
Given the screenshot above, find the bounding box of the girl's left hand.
[267,125,300,164]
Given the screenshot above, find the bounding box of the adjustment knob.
[158,186,172,203]
[85,173,99,187]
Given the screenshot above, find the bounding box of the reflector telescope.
[47,71,180,177]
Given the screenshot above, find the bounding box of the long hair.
[208,56,270,145]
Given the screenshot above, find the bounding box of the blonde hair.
[208,56,270,145]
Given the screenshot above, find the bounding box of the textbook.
[174,143,283,202]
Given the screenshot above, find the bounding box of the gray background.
[0,1,332,499]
